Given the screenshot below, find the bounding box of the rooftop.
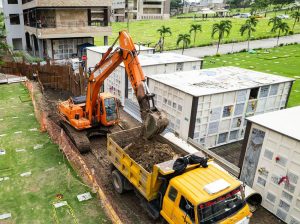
[171,162,241,205]
[149,66,294,96]
[247,106,300,141]
[86,45,154,54]
[130,53,202,67]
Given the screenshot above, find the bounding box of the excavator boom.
[66,31,168,140]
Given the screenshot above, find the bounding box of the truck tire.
[112,170,125,194]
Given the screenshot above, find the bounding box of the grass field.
[203,44,300,107]
[96,16,300,50]
[0,83,110,223]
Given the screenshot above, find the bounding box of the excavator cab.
[99,93,119,126]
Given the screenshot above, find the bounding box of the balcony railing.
[24,20,108,29]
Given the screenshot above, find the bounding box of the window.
[168,187,178,202]
[179,197,195,221]
[208,121,219,135]
[9,14,20,25]
[12,38,22,50]
[8,0,18,4]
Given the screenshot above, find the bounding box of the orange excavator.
[58,31,169,153]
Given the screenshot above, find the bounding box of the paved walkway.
[170,34,300,58]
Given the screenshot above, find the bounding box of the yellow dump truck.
[107,127,252,224]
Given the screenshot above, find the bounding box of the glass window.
[104,98,118,122]
[229,130,239,141]
[168,187,178,202]
[234,103,245,116]
[9,14,20,25]
[179,197,195,221]
[8,0,18,4]
[199,188,245,223]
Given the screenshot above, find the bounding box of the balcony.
[24,22,112,39]
[22,0,112,10]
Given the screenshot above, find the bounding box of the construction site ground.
[0,83,110,223]
[0,80,283,224]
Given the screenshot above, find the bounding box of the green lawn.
[0,83,110,223]
[96,16,300,50]
[203,44,300,107]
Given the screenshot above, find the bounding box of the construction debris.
[0,149,6,155]
[0,177,9,182]
[16,148,26,153]
[20,171,31,177]
[53,201,68,208]
[33,144,43,150]
[77,192,92,202]
[0,213,11,220]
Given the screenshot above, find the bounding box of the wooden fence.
[0,61,86,96]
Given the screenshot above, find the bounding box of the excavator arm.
[85,31,168,139]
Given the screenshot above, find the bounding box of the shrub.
[215,53,221,57]
[288,30,294,35]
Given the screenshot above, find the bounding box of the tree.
[211,20,232,54]
[240,16,258,51]
[170,0,182,9]
[177,34,191,54]
[269,17,290,46]
[291,11,300,31]
[156,25,172,52]
[189,24,202,45]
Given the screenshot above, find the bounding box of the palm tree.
[268,16,282,27]
[291,11,300,31]
[269,18,290,46]
[240,16,258,51]
[177,34,191,54]
[156,25,172,52]
[189,24,202,45]
[211,20,232,54]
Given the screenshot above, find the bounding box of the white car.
[240,13,251,18]
[277,14,289,19]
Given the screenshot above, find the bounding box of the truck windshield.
[198,188,245,224]
[104,98,117,122]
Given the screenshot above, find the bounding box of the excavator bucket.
[143,110,169,139]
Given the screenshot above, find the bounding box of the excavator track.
[60,121,90,153]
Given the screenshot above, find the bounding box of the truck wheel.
[112,170,125,194]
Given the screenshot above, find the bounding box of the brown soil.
[125,139,180,172]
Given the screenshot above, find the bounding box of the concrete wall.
[241,123,300,224]
[3,0,26,50]
[55,9,87,26]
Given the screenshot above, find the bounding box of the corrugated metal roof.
[149,66,294,96]
[247,106,300,141]
[171,163,241,205]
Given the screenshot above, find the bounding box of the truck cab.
[161,163,251,224]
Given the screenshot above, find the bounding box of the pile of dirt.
[125,139,181,172]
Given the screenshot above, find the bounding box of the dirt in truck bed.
[125,139,181,172]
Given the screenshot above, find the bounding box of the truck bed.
[107,127,205,201]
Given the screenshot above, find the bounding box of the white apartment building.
[2,0,112,59]
[111,0,170,22]
[2,0,26,50]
